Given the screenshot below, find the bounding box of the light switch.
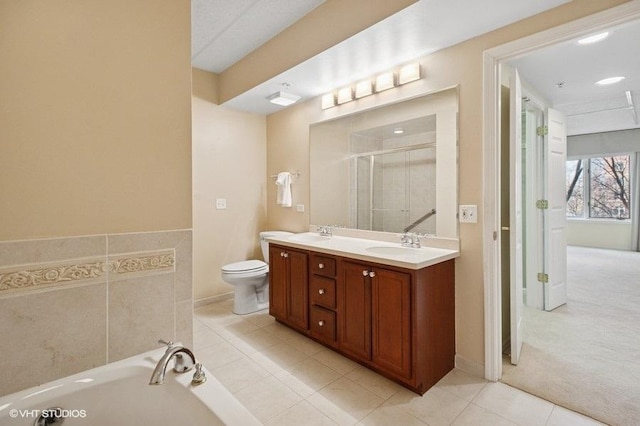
[459,205,478,223]
[296,204,305,212]
[215,198,227,210]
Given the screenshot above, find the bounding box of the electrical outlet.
[296,204,305,212]
[459,205,478,223]
[215,198,227,210]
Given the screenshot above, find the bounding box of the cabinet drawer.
[309,306,336,342]
[309,276,336,309]
[310,254,336,277]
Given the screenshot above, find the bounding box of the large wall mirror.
[310,87,458,239]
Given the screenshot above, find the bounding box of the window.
[566,155,631,220]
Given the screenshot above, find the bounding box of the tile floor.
[194,299,604,425]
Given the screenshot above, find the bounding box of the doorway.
[483,0,640,382]
[484,2,640,424]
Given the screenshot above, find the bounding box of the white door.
[509,69,523,365]
[543,108,568,311]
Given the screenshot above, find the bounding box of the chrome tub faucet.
[149,339,196,385]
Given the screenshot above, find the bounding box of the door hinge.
[536,126,548,136]
[537,273,549,283]
[536,199,549,209]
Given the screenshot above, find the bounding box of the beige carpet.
[501,245,640,426]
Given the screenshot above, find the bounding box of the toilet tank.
[259,231,293,263]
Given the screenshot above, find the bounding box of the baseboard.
[455,354,485,379]
[194,292,234,308]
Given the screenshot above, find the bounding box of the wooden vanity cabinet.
[268,242,455,395]
[268,244,308,331]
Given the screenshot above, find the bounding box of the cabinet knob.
[318,320,325,327]
[318,263,324,269]
[362,270,369,276]
[318,288,325,295]
[283,252,289,258]
[369,271,376,278]
[280,252,284,257]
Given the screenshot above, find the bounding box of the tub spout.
[149,340,196,385]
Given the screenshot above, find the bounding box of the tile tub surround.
[0,230,192,396]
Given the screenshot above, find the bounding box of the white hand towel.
[275,172,292,207]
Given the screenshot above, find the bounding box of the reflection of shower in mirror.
[349,115,437,234]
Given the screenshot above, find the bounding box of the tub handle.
[191,362,207,386]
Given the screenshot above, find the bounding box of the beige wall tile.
[108,274,174,362]
[0,284,107,396]
[175,299,194,348]
[0,236,106,266]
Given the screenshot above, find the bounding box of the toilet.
[221,231,293,315]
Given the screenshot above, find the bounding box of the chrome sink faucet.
[317,225,333,236]
[149,339,196,385]
[401,232,422,248]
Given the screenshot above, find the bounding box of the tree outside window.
[566,155,631,220]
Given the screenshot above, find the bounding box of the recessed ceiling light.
[393,128,404,134]
[577,31,610,45]
[556,82,566,89]
[595,76,625,86]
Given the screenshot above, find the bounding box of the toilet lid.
[222,260,267,274]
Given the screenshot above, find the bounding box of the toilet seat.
[222,260,267,278]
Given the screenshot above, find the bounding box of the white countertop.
[266,232,459,270]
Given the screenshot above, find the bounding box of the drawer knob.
[318,288,325,295]
[318,263,324,269]
[369,271,376,278]
[318,320,325,327]
[362,270,369,276]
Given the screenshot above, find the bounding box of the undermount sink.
[365,246,422,256]
[288,233,331,243]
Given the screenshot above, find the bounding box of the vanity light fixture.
[375,72,396,92]
[398,63,421,85]
[337,87,354,104]
[595,76,625,86]
[267,91,300,106]
[321,93,336,109]
[355,80,373,98]
[577,31,610,45]
[320,62,423,109]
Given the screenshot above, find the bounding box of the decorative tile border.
[0,259,106,293]
[0,250,175,294]
[109,250,175,280]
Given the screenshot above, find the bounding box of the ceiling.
[192,0,571,114]
[508,19,640,136]
[192,0,640,135]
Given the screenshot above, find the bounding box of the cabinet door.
[269,245,287,320]
[339,261,371,359]
[287,249,308,329]
[371,268,412,379]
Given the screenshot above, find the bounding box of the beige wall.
[0,1,193,397]
[266,0,630,371]
[0,0,192,241]
[192,69,267,302]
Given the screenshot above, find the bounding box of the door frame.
[482,1,640,382]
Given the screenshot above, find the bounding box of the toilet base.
[231,278,269,315]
